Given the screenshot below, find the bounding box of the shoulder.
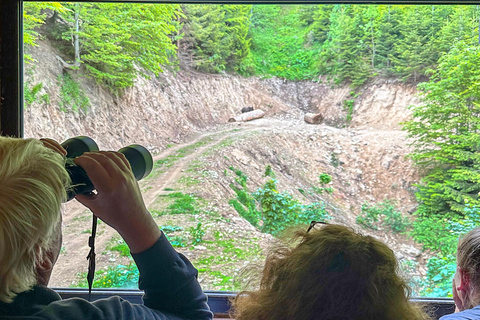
[31,296,171,320]
[440,306,480,320]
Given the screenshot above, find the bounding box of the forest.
[23,3,480,297]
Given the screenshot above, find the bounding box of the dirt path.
[52,119,287,287]
[52,118,417,288]
[142,121,282,206]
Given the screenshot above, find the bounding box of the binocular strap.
[86,215,97,301]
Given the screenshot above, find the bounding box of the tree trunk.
[228,109,265,122]
[73,3,81,68]
[304,113,323,124]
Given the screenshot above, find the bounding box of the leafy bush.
[160,192,200,215]
[314,173,334,194]
[412,205,480,256]
[343,99,354,123]
[356,200,410,233]
[189,222,205,245]
[418,255,456,297]
[411,206,480,297]
[107,239,130,257]
[160,225,184,234]
[228,167,261,227]
[58,73,90,112]
[74,263,139,288]
[165,235,187,248]
[24,81,47,106]
[229,166,330,236]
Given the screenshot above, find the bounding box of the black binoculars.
[61,136,153,201]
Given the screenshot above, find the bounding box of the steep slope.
[24,38,426,290]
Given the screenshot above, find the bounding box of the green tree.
[23,3,66,60]
[249,5,317,79]
[404,41,480,218]
[181,4,251,73]
[318,5,372,87]
[49,3,180,92]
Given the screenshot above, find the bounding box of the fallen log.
[304,113,323,124]
[229,109,265,122]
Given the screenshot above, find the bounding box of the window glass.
[23,2,480,296]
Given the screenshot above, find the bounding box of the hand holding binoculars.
[61,136,153,201]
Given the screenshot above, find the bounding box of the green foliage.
[249,5,317,80]
[229,166,330,236]
[74,263,139,288]
[343,99,354,123]
[24,82,47,106]
[319,173,332,184]
[24,4,480,90]
[228,167,261,227]
[356,200,410,233]
[159,192,200,215]
[411,206,480,297]
[107,239,130,257]
[160,225,184,234]
[57,73,90,112]
[419,255,457,297]
[314,173,334,194]
[23,3,67,61]
[253,177,330,236]
[182,4,252,73]
[47,3,180,93]
[412,205,480,256]
[189,222,206,245]
[404,41,480,218]
[167,235,187,247]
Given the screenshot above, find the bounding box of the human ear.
[456,267,470,291]
[454,267,471,311]
[36,250,55,286]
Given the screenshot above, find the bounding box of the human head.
[454,227,480,310]
[0,137,70,303]
[232,224,430,320]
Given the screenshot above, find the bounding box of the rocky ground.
[24,38,428,292]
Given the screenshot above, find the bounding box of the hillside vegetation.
[22,3,480,297]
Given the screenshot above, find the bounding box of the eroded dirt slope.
[24,38,427,289]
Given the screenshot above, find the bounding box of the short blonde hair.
[232,225,431,320]
[0,137,70,303]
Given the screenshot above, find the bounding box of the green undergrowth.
[356,200,411,233]
[194,231,264,291]
[228,165,331,236]
[153,192,202,216]
[144,138,213,181]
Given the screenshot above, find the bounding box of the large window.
[18,1,480,300]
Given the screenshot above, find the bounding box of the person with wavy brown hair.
[232,223,431,320]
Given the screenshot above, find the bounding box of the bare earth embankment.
[24,39,427,290]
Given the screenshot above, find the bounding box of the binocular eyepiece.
[62,136,153,201]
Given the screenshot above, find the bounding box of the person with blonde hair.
[232,222,431,320]
[441,227,480,319]
[0,136,212,320]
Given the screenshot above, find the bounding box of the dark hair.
[232,225,430,320]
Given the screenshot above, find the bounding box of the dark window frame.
[0,0,466,317]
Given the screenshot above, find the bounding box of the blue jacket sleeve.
[131,232,213,320]
[30,232,212,320]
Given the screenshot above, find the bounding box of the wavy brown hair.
[232,224,431,320]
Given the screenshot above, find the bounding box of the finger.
[41,138,67,157]
[74,154,112,191]
[105,152,132,173]
[75,192,98,207]
[83,152,126,179]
